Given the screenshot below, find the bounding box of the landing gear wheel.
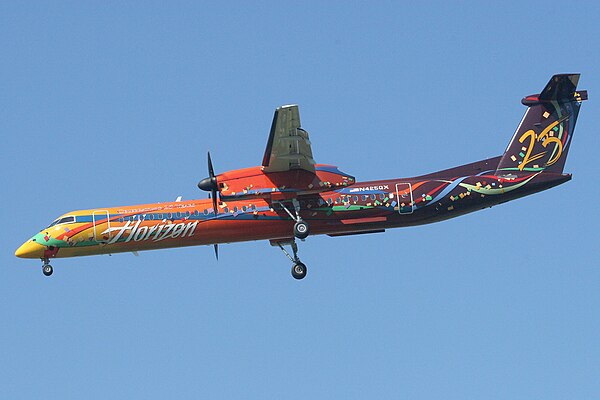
[42,264,53,276]
[293,221,310,239]
[291,262,307,280]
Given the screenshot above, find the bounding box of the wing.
[261,105,316,173]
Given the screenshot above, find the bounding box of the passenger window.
[370,194,376,200]
[353,196,358,202]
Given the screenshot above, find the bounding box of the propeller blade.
[198,151,220,215]
[213,244,219,260]
[207,151,215,179]
[212,190,219,216]
[208,151,219,214]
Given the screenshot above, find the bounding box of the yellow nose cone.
[15,240,45,259]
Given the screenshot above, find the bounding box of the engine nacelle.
[217,164,355,200]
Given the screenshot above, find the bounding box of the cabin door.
[92,210,111,243]
[395,183,414,214]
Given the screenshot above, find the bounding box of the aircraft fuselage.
[15,161,570,260]
[14,74,586,279]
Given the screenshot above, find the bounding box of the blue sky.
[1,2,599,398]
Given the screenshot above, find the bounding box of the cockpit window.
[47,216,75,228]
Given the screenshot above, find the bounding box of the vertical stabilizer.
[496,74,587,175]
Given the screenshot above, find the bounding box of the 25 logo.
[518,115,569,171]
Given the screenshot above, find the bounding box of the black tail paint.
[496,74,587,175]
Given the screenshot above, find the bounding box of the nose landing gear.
[41,258,53,276]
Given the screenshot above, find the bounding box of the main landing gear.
[273,198,311,279]
[41,258,53,276]
[276,199,310,240]
[276,239,307,280]
[293,221,309,240]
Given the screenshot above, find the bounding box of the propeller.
[197,151,220,261]
[198,151,219,215]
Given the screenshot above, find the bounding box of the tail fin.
[496,74,587,175]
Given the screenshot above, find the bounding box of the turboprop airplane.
[15,74,587,279]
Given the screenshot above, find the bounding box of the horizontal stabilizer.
[539,74,582,101]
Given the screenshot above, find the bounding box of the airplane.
[15,74,587,279]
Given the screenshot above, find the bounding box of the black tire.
[293,221,309,239]
[291,262,307,280]
[42,265,53,277]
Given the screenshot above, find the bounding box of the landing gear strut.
[276,199,310,240]
[42,258,53,276]
[276,239,307,280]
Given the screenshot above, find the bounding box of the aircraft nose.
[15,240,45,259]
